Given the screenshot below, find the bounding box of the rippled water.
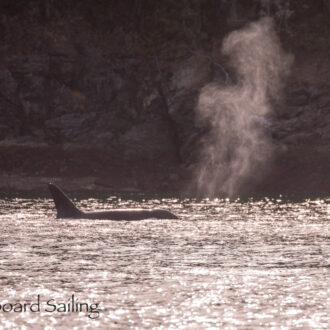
[0,193,329,329]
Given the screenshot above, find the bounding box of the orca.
[48,183,178,220]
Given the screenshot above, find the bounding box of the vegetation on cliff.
[0,0,329,194]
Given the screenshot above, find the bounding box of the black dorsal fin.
[48,183,84,218]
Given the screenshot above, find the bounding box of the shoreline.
[1,143,329,198]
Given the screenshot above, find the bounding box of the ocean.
[0,193,329,329]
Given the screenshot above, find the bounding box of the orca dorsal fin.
[48,183,84,218]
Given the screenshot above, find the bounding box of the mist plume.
[195,17,292,197]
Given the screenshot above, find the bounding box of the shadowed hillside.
[0,0,329,196]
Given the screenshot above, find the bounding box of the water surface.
[0,194,329,329]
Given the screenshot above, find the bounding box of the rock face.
[0,1,329,195]
[0,31,214,192]
[272,85,330,146]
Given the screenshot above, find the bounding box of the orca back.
[48,183,83,218]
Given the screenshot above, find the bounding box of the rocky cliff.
[0,0,329,196]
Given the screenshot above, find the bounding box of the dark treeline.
[1,0,329,53]
[0,0,329,194]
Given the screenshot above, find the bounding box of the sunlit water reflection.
[0,194,329,329]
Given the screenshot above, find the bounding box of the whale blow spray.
[195,17,292,197]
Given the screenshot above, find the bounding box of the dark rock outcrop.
[0,1,329,195]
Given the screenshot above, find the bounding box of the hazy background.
[0,0,329,196]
